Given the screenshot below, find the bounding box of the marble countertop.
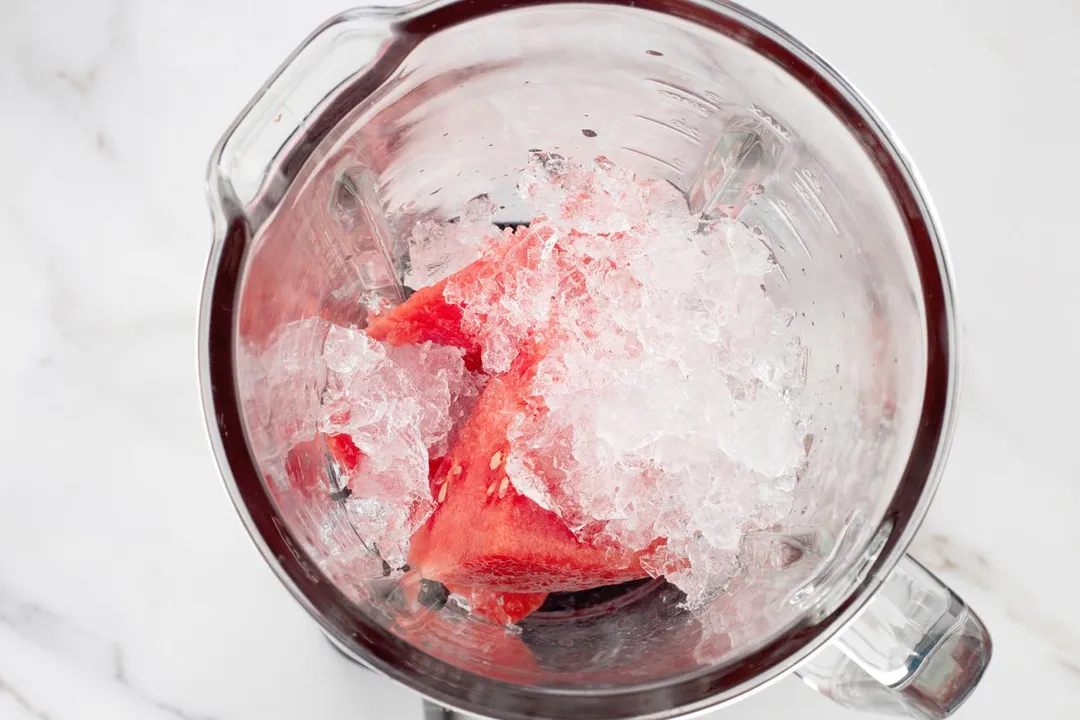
[2,0,1078,718]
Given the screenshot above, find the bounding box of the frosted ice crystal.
[238,318,482,566]
[403,194,500,288]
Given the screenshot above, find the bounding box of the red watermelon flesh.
[364,280,478,367]
[407,345,649,594]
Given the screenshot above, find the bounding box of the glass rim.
[198,1,959,717]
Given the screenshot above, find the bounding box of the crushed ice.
[238,319,482,566]
[403,194,502,288]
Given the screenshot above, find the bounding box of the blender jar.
[199,2,991,718]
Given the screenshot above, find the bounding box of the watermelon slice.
[407,345,648,594]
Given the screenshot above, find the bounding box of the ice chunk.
[238,318,482,566]
[404,194,500,288]
[236,319,333,465]
[443,222,565,374]
[384,342,487,458]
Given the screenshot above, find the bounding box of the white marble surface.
[1,0,1078,718]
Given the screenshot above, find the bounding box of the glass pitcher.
[198,1,991,718]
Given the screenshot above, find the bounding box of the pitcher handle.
[796,555,992,718]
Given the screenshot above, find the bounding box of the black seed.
[494,221,530,231]
[646,49,664,56]
[581,128,598,138]
[402,285,416,299]
[329,486,352,502]
[399,564,411,573]
[417,579,450,611]
[381,560,392,577]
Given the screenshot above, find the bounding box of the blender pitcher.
[198,1,991,719]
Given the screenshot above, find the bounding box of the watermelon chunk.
[407,346,648,594]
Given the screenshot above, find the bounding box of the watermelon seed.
[489,452,503,470]
[437,482,448,503]
[451,464,463,476]
[486,481,497,497]
[498,476,510,498]
[434,475,447,486]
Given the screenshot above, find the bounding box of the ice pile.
[463,154,808,604]
[238,318,483,566]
